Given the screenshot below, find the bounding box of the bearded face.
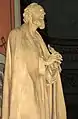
[32,7,46,29]
[23,4,46,30]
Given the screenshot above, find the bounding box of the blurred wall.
[40,0,78,38]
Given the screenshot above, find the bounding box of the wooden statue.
[2,3,66,119]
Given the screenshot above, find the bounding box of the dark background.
[20,0,78,119]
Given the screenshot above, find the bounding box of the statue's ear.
[23,12,32,24]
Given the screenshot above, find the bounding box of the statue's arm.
[2,33,12,119]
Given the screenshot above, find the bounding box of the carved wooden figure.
[2,3,66,119]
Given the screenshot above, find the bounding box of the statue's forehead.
[33,6,45,17]
[32,5,44,13]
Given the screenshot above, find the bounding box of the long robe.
[2,24,66,119]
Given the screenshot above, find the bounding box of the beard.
[33,20,45,29]
[39,20,45,29]
[39,23,45,29]
[39,21,45,29]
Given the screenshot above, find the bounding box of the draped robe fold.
[2,24,66,119]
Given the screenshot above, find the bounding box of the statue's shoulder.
[8,26,21,38]
[7,26,22,50]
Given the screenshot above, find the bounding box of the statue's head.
[23,3,46,29]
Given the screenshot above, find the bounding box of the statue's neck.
[23,23,37,37]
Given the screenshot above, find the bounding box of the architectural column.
[14,0,21,28]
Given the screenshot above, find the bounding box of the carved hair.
[23,3,44,23]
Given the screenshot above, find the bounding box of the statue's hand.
[44,44,63,66]
[44,52,63,66]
